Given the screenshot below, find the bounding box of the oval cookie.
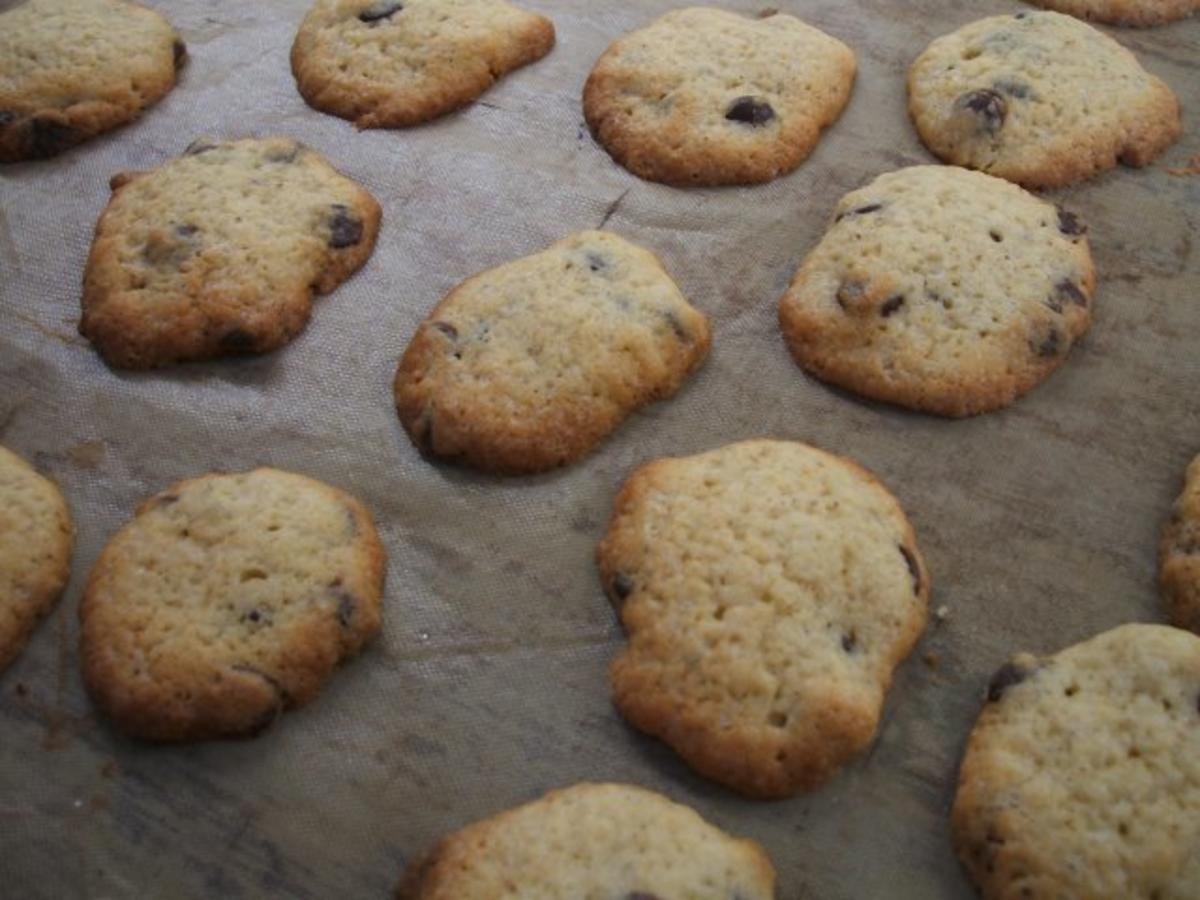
[1023,0,1198,26]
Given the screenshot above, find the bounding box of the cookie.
[952,624,1200,899]
[395,782,776,899]
[1160,454,1200,635]
[80,468,386,741]
[291,0,554,128]
[583,7,856,186]
[394,230,711,475]
[778,165,1095,417]
[907,11,1181,187]
[79,137,381,369]
[0,446,73,673]
[0,0,185,163]
[596,439,929,799]
[1023,0,1198,26]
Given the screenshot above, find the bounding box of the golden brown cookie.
[1160,454,1200,635]
[1024,0,1198,26]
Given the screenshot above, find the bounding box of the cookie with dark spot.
[80,468,386,741]
[0,0,186,163]
[908,12,1180,187]
[1023,0,1198,26]
[953,625,1200,898]
[597,439,929,798]
[394,783,776,898]
[779,166,1095,417]
[583,7,856,186]
[394,230,710,475]
[80,137,380,368]
[1160,454,1200,635]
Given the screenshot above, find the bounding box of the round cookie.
[80,468,386,741]
[290,0,555,128]
[583,7,856,187]
[1160,454,1200,635]
[907,11,1181,188]
[395,782,776,899]
[394,230,711,475]
[0,0,186,163]
[0,445,73,673]
[79,137,381,369]
[953,624,1200,899]
[1024,0,1198,26]
[778,165,1095,417]
[596,439,929,799]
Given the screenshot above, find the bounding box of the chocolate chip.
[1032,328,1062,358]
[899,544,921,594]
[0,111,16,127]
[359,1,403,22]
[663,310,690,341]
[172,39,187,71]
[993,78,1030,99]
[586,252,607,273]
[881,295,905,318]
[725,96,775,127]
[1014,11,1029,18]
[987,662,1028,702]
[185,139,217,155]
[957,89,1007,133]
[243,609,271,626]
[28,117,77,158]
[842,631,857,652]
[328,205,363,248]
[336,591,355,628]
[1054,280,1087,309]
[836,202,883,223]
[220,329,257,351]
[174,223,199,237]
[612,572,634,603]
[431,321,458,340]
[1057,208,1087,237]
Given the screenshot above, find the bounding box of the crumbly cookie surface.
[394,230,711,475]
[779,165,1095,417]
[80,468,386,741]
[79,137,380,369]
[1024,0,1198,26]
[953,624,1200,900]
[0,445,73,673]
[583,7,856,186]
[597,440,929,799]
[1160,455,1200,635]
[0,0,185,162]
[908,11,1181,187]
[396,782,777,899]
[291,0,555,128]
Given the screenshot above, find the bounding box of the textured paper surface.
[0,1,1197,896]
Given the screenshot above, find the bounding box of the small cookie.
[80,137,381,369]
[779,165,1095,417]
[1160,454,1200,635]
[908,11,1181,187]
[1024,0,1198,26]
[394,230,711,475]
[0,446,73,673]
[597,440,929,799]
[583,7,856,186]
[953,624,1200,899]
[395,782,776,899]
[80,468,385,741]
[291,0,554,128]
[0,0,185,163]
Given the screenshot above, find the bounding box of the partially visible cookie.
[779,165,1095,417]
[80,137,381,369]
[1160,454,1200,635]
[908,11,1181,187]
[291,0,554,128]
[0,446,73,673]
[583,7,856,186]
[1024,0,1198,26]
[395,782,777,899]
[0,0,185,163]
[80,468,386,741]
[953,624,1200,899]
[394,230,711,475]
[597,440,929,799]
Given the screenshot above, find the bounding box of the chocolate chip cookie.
[779,165,1095,417]
[291,0,555,128]
[80,137,381,369]
[1160,454,1200,635]
[1023,0,1198,26]
[0,445,73,673]
[597,440,929,799]
[80,469,386,741]
[953,624,1200,899]
[395,782,776,899]
[583,7,856,186]
[908,11,1181,187]
[0,0,186,163]
[394,230,711,475]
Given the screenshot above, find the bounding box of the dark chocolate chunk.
[836,202,883,223]
[0,111,16,127]
[1055,279,1087,309]
[993,78,1030,99]
[243,608,271,626]
[987,662,1028,702]
[725,96,775,127]
[1033,328,1061,358]
[881,295,906,318]
[185,139,218,155]
[359,2,403,23]
[957,89,1007,133]
[612,572,634,602]
[663,310,690,341]
[431,321,458,340]
[29,117,78,158]
[173,39,187,71]
[328,204,363,248]
[899,544,921,594]
[842,631,857,652]
[1057,208,1087,237]
[220,329,257,351]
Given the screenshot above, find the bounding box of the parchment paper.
[1,0,1197,896]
